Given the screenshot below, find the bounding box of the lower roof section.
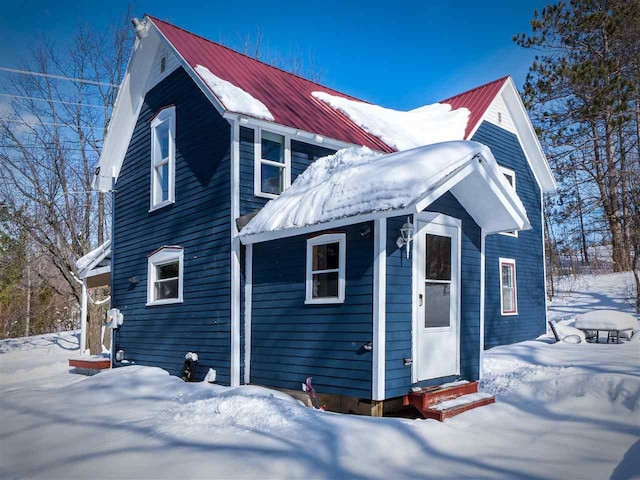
[239,141,530,244]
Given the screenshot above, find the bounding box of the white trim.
[464,78,556,193]
[499,257,518,316]
[372,218,387,401]
[498,166,518,238]
[80,279,88,355]
[253,127,292,198]
[227,113,369,153]
[305,233,346,304]
[149,105,176,211]
[479,231,486,379]
[85,266,110,278]
[411,214,418,383]
[230,119,241,387]
[146,247,184,306]
[244,244,253,385]
[541,190,549,325]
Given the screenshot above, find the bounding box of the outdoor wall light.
[131,18,148,40]
[128,276,139,284]
[396,217,415,258]
[360,225,372,238]
[115,349,125,362]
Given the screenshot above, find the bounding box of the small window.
[160,56,166,73]
[499,258,517,315]
[255,129,290,198]
[499,166,517,237]
[305,233,346,304]
[150,106,176,211]
[147,247,184,305]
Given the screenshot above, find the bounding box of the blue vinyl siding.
[472,122,546,348]
[385,193,482,399]
[112,68,233,383]
[238,127,334,216]
[250,223,374,398]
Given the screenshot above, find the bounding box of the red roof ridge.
[145,14,367,104]
[440,75,510,104]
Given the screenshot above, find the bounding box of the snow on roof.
[195,65,274,121]
[241,141,509,237]
[312,92,470,151]
[76,240,111,276]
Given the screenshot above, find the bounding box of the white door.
[415,217,460,381]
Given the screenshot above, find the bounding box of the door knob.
[419,294,423,306]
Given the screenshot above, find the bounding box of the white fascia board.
[464,78,556,194]
[239,210,404,245]
[94,31,162,192]
[224,112,380,154]
[501,78,556,193]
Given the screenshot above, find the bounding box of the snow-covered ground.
[1,273,638,479]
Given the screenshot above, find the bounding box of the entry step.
[403,381,495,421]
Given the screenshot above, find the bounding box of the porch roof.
[239,141,530,244]
[76,240,111,288]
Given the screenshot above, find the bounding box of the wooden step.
[422,393,495,421]
[402,381,495,421]
[403,380,479,411]
[69,357,111,375]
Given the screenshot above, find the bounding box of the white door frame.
[411,212,462,383]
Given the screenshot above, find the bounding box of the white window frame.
[147,246,184,306]
[150,106,176,211]
[499,166,518,237]
[499,257,518,316]
[254,127,291,199]
[305,233,346,304]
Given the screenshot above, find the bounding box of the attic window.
[160,57,166,73]
[497,111,503,123]
[499,166,517,237]
[254,129,291,198]
[150,106,176,211]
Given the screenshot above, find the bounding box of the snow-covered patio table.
[575,310,636,343]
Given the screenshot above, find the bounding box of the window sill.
[149,199,175,213]
[501,311,519,316]
[254,191,280,200]
[146,298,183,306]
[305,298,345,305]
[498,231,518,238]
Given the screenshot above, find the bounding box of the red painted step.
[402,381,495,421]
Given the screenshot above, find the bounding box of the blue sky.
[0,0,547,109]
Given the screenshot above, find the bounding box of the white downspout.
[80,279,88,355]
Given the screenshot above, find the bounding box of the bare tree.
[0,13,132,309]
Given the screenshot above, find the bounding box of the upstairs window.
[147,247,184,305]
[499,258,518,315]
[255,129,290,198]
[150,106,176,210]
[305,233,346,304]
[499,166,517,237]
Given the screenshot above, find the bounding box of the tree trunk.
[25,262,31,337]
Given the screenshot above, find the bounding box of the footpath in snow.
[0,272,638,479]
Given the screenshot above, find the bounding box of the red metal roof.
[148,15,507,152]
[440,76,510,139]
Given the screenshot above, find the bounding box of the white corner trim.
[305,233,346,304]
[230,119,241,387]
[410,214,418,384]
[372,218,387,401]
[479,231,486,379]
[541,190,549,324]
[244,243,253,385]
[80,279,88,355]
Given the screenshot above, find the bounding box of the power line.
[0,67,119,88]
[0,93,109,109]
[0,144,101,152]
[0,118,106,131]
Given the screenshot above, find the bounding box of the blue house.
[93,16,556,414]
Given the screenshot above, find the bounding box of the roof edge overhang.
[77,239,112,279]
[466,77,556,194]
[239,149,530,245]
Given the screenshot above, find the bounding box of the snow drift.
[312,91,469,150]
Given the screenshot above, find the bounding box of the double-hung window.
[499,258,517,315]
[499,166,517,237]
[147,247,184,305]
[255,130,290,198]
[305,233,346,304]
[150,106,176,210]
